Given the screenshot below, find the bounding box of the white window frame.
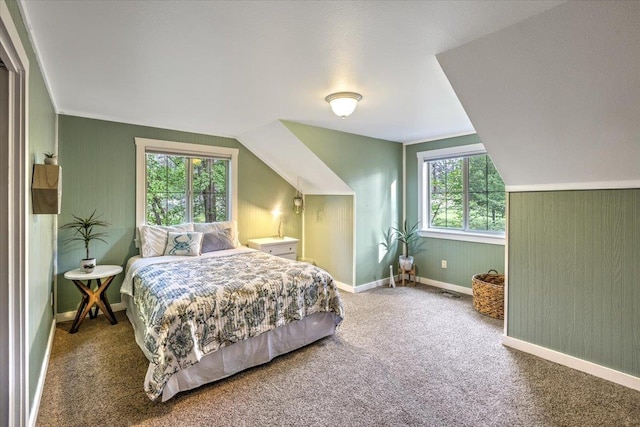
[417,143,505,246]
[135,138,238,227]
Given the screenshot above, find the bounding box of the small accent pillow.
[201,228,235,253]
[193,220,239,247]
[139,223,194,257]
[164,231,203,256]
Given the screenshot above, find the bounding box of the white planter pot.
[44,157,58,165]
[80,258,96,274]
[399,255,414,271]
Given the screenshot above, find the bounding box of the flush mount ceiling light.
[325,91,363,118]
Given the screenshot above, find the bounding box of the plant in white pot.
[388,220,420,271]
[60,210,110,273]
[43,152,58,165]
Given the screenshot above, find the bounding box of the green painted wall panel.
[404,134,506,288]
[508,189,640,377]
[57,115,300,313]
[304,195,353,284]
[6,0,57,408]
[282,121,402,286]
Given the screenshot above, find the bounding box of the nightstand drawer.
[266,243,297,256]
[247,237,299,260]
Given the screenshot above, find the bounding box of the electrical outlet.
[441,260,447,269]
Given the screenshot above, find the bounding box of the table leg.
[68,275,118,333]
[94,277,118,325]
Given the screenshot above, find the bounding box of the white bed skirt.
[122,294,340,401]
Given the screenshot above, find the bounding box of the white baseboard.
[29,318,56,427]
[417,276,473,295]
[55,302,126,323]
[502,335,640,393]
[338,276,473,295]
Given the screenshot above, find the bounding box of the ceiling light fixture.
[325,91,362,118]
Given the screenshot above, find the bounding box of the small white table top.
[64,265,123,280]
[247,236,299,246]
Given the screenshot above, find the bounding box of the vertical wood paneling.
[508,189,640,377]
[303,195,353,284]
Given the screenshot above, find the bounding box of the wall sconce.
[293,177,304,214]
[271,208,284,239]
[325,91,362,118]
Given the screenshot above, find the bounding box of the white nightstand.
[247,236,299,260]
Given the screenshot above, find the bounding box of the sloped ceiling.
[238,121,353,195]
[437,1,640,191]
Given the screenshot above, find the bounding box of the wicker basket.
[472,269,505,320]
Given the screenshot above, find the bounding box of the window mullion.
[186,158,193,222]
[463,157,469,232]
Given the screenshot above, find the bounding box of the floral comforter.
[132,251,344,400]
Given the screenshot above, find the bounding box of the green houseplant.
[382,220,420,271]
[60,210,110,273]
[43,151,58,165]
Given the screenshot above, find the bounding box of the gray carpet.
[36,285,640,426]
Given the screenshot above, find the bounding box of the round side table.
[63,265,123,333]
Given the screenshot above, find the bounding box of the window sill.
[419,229,505,246]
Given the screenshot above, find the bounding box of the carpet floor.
[36,284,640,426]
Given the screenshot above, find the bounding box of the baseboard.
[55,302,126,323]
[417,276,473,296]
[502,335,640,393]
[336,277,391,293]
[29,319,56,427]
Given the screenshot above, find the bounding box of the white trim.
[503,192,510,336]
[417,276,473,295]
[0,3,30,425]
[55,302,126,323]
[134,137,239,230]
[28,319,55,427]
[505,180,640,192]
[502,335,640,393]
[351,195,356,288]
[416,143,485,161]
[418,229,505,246]
[338,277,389,293]
[403,130,476,146]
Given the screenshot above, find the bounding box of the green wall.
[304,195,354,284]
[57,115,301,313]
[405,134,505,288]
[282,121,403,286]
[508,189,640,377]
[5,0,57,410]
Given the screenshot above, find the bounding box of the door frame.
[0,2,29,426]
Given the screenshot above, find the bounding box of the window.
[417,144,505,245]
[135,138,238,226]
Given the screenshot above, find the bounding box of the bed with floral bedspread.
[128,250,344,400]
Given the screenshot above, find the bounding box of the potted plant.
[385,220,420,271]
[60,210,110,273]
[44,152,58,165]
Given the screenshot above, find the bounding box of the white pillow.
[193,221,239,247]
[164,231,203,256]
[139,223,194,257]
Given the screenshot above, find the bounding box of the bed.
[121,224,344,401]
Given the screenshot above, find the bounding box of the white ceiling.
[19,0,563,143]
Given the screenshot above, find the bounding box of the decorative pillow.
[201,228,235,253]
[139,223,194,257]
[193,220,239,247]
[164,231,203,256]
